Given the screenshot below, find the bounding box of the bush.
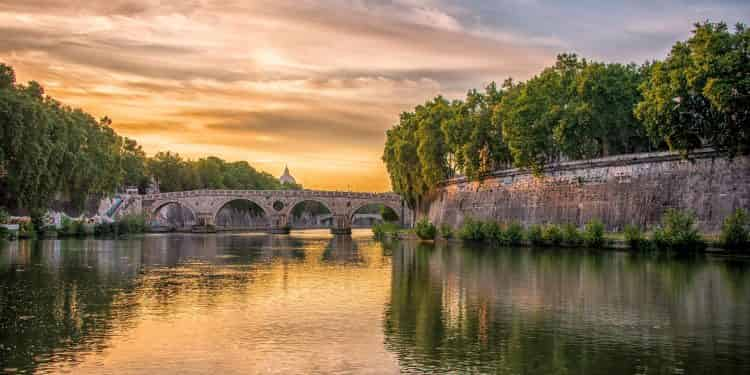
[381,206,399,222]
[373,221,400,238]
[414,218,436,240]
[0,226,8,240]
[543,224,563,246]
[526,224,544,246]
[481,221,503,242]
[30,209,46,234]
[583,219,606,248]
[623,224,644,250]
[503,222,524,245]
[0,208,9,224]
[73,220,86,237]
[651,209,705,252]
[439,223,453,239]
[116,214,147,235]
[95,222,116,236]
[720,209,749,250]
[561,223,583,246]
[18,221,35,239]
[60,217,74,236]
[458,218,485,241]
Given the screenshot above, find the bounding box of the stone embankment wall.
[422,150,750,232]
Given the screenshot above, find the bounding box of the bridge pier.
[193,212,217,233]
[269,214,291,234]
[137,189,412,235]
[330,214,351,235]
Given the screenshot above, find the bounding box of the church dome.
[279,165,296,185]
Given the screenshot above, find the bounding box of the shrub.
[458,218,485,241]
[543,224,563,246]
[526,224,544,246]
[651,209,705,252]
[372,223,384,237]
[561,223,582,246]
[73,220,86,237]
[116,214,147,235]
[439,223,453,239]
[60,217,74,236]
[503,222,524,245]
[415,218,436,240]
[583,219,606,248]
[381,206,399,222]
[30,209,46,234]
[127,214,146,233]
[651,226,668,249]
[623,224,644,250]
[720,209,749,250]
[373,222,399,238]
[0,226,8,240]
[481,221,503,242]
[0,208,10,224]
[18,221,35,238]
[95,222,116,236]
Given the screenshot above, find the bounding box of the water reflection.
[385,241,750,374]
[0,232,397,374]
[1,234,749,374]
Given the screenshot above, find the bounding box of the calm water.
[1,230,749,374]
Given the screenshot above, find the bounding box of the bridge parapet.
[140,189,402,201]
[134,189,410,234]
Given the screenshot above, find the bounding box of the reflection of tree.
[384,242,750,374]
[0,234,313,372]
[0,240,142,372]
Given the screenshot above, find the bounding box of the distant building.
[279,165,296,185]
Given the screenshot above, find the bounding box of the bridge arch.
[214,198,270,230]
[349,201,402,224]
[287,199,335,229]
[151,200,197,228]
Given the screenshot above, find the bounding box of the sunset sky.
[1,1,747,191]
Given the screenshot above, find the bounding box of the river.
[1,230,749,374]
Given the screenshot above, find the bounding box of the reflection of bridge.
[121,189,411,234]
[295,213,383,228]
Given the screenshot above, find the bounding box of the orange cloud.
[0,1,614,190]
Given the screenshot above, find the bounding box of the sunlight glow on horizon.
[1,0,746,191]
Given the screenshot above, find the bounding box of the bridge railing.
[139,189,402,201]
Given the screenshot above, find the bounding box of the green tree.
[415,96,453,188]
[383,111,427,208]
[121,138,149,192]
[635,22,750,156]
[555,62,650,159]
[147,151,187,192]
[195,156,226,189]
[445,83,511,180]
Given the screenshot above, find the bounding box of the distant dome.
[279,165,296,185]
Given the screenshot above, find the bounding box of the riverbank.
[385,231,745,253]
[374,209,750,254]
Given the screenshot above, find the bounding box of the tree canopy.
[635,22,749,156]
[0,63,296,213]
[384,21,748,208]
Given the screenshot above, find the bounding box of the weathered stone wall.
[422,150,750,232]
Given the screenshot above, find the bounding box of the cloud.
[1,0,747,191]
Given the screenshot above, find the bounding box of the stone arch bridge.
[122,189,411,234]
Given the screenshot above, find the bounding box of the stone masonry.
[126,189,410,234]
[422,150,750,233]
